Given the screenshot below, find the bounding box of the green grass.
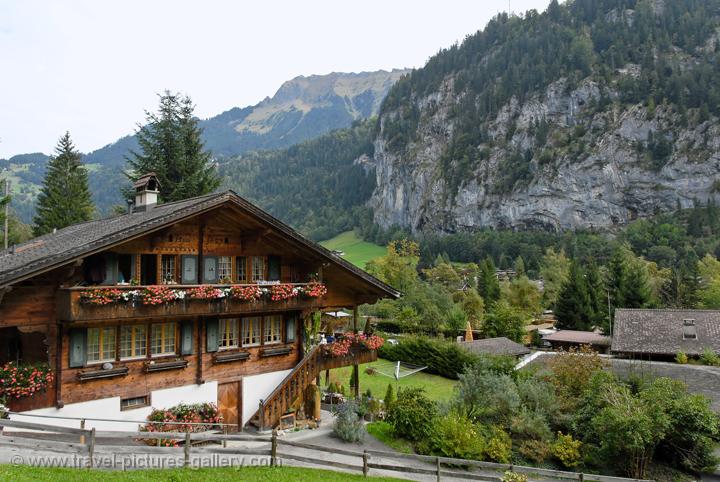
[325,358,458,402]
[366,421,414,454]
[320,231,386,270]
[0,465,403,481]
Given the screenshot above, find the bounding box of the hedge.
[379,336,478,379]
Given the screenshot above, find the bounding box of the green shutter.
[268,256,281,281]
[181,255,197,284]
[286,314,296,342]
[206,319,219,353]
[203,256,218,283]
[69,329,86,368]
[181,321,194,355]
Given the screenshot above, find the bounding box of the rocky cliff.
[368,0,720,233]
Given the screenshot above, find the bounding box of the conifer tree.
[125,91,220,202]
[555,261,594,331]
[478,257,501,305]
[33,132,94,236]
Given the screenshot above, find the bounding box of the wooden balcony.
[56,283,325,322]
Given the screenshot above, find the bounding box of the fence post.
[436,456,441,482]
[579,473,584,482]
[88,427,95,469]
[157,437,161,447]
[184,431,191,468]
[223,425,228,448]
[80,419,86,444]
[363,450,369,477]
[258,399,265,432]
[271,429,278,466]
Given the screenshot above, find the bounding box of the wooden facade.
[0,191,398,428]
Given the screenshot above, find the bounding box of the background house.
[460,337,531,358]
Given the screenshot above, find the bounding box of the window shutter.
[206,319,219,353]
[203,256,218,283]
[286,314,297,342]
[181,255,197,284]
[69,329,87,368]
[268,256,281,281]
[181,321,194,355]
[103,253,118,285]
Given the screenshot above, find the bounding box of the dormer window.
[683,319,697,340]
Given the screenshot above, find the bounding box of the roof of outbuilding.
[460,337,531,357]
[611,309,720,356]
[543,330,611,346]
[0,190,399,299]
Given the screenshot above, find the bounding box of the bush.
[552,432,582,469]
[675,351,688,364]
[142,402,221,447]
[333,400,364,443]
[482,425,512,463]
[518,439,551,464]
[384,383,396,411]
[502,471,529,482]
[700,348,720,366]
[453,366,520,425]
[423,412,485,459]
[386,387,437,442]
[379,336,478,379]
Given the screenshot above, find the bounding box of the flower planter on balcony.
[261,346,294,358]
[77,366,129,382]
[213,351,251,363]
[144,359,189,373]
[318,346,378,370]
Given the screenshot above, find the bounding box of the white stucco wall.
[11,381,218,432]
[241,369,292,425]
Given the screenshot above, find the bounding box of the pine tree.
[555,261,594,331]
[586,260,608,332]
[0,179,8,239]
[478,257,501,305]
[623,260,652,309]
[125,91,220,202]
[33,132,94,236]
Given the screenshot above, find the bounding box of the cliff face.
[370,76,720,232]
[368,1,720,233]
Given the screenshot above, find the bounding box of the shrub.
[386,387,437,442]
[333,400,364,443]
[384,383,396,411]
[700,348,720,367]
[675,351,688,364]
[453,366,520,424]
[142,402,221,446]
[518,439,551,464]
[547,346,606,405]
[502,471,529,482]
[510,408,552,442]
[482,425,512,463]
[379,336,478,379]
[552,432,582,469]
[423,412,485,460]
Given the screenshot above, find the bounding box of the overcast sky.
[0,0,551,158]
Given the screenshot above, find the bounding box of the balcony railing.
[56,283,327,322]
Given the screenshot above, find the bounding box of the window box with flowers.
[0,362,54,400]
[141,402,222,447]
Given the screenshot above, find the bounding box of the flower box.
[144,359,189,373]
[260,346,293,358]
[77,366,129,382]
[213,351,251,363]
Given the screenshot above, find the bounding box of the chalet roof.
[0,190,399,299]
[543,330,610,346]
[611,309,720,356]
[460,337,531,357]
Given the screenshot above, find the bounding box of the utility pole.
[3,178,9,250]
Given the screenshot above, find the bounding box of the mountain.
[368,0,720,233]
[0,69,408,222]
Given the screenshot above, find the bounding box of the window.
[242,317,261,346]
[251,256,265,282]
[264,315,283,345]
[140,254,157,285]
[120,325,147,359]
[87,327,116,363]
[161,255,176,284]
[236,257,247,283]
[218,256,232,282]
[151,323,176,356]
[219,319,239,349]
[121,395,149,411]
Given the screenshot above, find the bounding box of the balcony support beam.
[352,304,360,399]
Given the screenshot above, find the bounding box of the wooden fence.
[0,418,653,482]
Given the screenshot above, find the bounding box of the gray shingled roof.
[460,337,531,357]
[611,309,720,356]
[0,190,400,298]
[544,330,610,346]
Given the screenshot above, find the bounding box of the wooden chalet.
[0,176,399,430]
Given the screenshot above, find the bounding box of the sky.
[0,0,552,158]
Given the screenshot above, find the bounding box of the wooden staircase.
[250,344,322,431]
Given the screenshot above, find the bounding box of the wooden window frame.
[218,256,233,283]
[86,326,117,364]
[251,256,265,283]
[219,318,239,350]
[119,324,147,360]
[241,316,261,347]
[150,322,177,357]
[120,394,150,411]
[161,255,178,284]
[263,314,283,345]
[236,256,247,283]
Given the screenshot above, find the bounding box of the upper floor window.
[242,317,261,346]
[87,327,116,363]
[251,256,265,282]
[219,318,239,349]
[120,325,147,359]
[161,255,177,284]
[218,256,233,283]
[236,256,247,283]
[264,315,283,345]
[151,322,176,356]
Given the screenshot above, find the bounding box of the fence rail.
[0,418,653,482]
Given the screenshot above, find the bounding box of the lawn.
[320,231,386,270]
[366,421,414,454]
[0,465,403,481]
[324,358,458,402]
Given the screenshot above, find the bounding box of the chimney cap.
[133,172,161,191]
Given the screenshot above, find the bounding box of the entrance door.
[218,381,241,430]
